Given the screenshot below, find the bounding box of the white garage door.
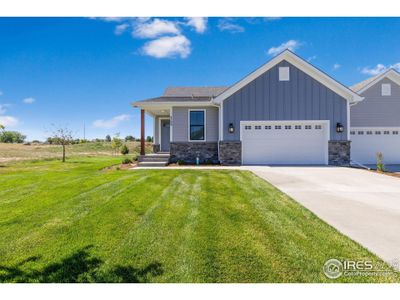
[241,121,329,165]
[350,128,400,164]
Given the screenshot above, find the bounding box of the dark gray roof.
[163,86,228,97]
[133,96,212,105]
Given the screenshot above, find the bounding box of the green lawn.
[0,157,398,283]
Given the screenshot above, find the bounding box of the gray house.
[350,69,400,164]
[132,50,363,166]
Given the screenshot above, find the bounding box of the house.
[350,69,400,164]
[132,50,363,166]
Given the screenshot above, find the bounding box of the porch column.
[140,109,145,155]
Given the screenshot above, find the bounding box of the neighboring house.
[350,69,400,164]
[132,50,363,165]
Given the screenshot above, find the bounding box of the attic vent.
[382,83,391,96]
[279,67,290,81]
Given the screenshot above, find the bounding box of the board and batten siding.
[351,78,400,127]
[172,106,219,142]
[222,60,348,141]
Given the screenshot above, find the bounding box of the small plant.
[120,144,129,155]
[121,158,132,164]
[376,152,385,172]
[177,159,185,165]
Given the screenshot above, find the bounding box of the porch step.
[137,161,169,167]
[138,154,170,163]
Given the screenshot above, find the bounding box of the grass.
[0,141,152,163]
[0,157,398,283]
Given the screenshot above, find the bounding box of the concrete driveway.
[247,166,400,264]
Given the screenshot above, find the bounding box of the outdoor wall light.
[228,123,235,134]
[336,122,344,133]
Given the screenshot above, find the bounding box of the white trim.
[169,107,173,142]
[347,100,350,140]
[212,50,363,105]
[356,69,400,94]
[239,120,330,165]
[153,115,156,145]
[381,83,391,96]
[133,101,217,109]
[188,109,207,142]
[279,66,290,81]
[158,117,170,152]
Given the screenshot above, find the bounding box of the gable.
[213,50,363,105]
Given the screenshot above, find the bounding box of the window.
[265,125,272,130]
[366,131,373,135]
[384,131,390,135]
[279,67,290,81]
[350,131,355,135]
[255,125,262,130]
[305,125,312,130]
[275,125,282,130]
[285,125,291,130]
[315,125,322,130]
[189,110,205,141]
[244,125,252,130]
[357,131,364,135]
[295,125,302,130]
[375,131,381,135]
[382,83,391,96]
[393,131,399,135]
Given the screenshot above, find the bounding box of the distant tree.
[146,136,153,143]
[49,126,74,162]
[125,135,135,142]
[120,144,129,155]
[105,135,111,142]
[111,135,123,155]
[0,124,4,131]
[0,131,26,143]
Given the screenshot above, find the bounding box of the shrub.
[121,158,132,164]
[376,152,385,172]
[120,144,129,155]
[177,159,185,165]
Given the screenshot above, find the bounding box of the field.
[0,156,398,283]
[0,142,152,163]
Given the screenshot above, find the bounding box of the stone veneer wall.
[170,142,219,164]
[328,140,351,166]
[219,141,242,165]
[153,144,160,153]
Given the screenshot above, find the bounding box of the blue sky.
[0,17,400,141]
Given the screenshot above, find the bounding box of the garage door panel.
[350,128,400,164]
[241,121,328,165]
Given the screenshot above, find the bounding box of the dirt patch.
[101,162,137,171]
[370,170,400,179]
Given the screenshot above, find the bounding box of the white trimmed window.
[279,67,290,81]
[382,83,391,96]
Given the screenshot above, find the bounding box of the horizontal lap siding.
[351,78,400,127]
[172,107,219,142]
[223,60,348,141]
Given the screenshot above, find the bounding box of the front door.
[160,119,170,152]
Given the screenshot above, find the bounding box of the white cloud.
[0,116,19,127]
[133,18,180,39]
[361,63,400,76]
[307,55,317,62]
[141,35,191,59]
[114,23,129,35]
[92,114,130,129]
[0,103,10,115]
[185,17,207,33]
[333,63,341,70]
[23,97,35,104]
[218,19,244,33]
[267,40,301,56]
